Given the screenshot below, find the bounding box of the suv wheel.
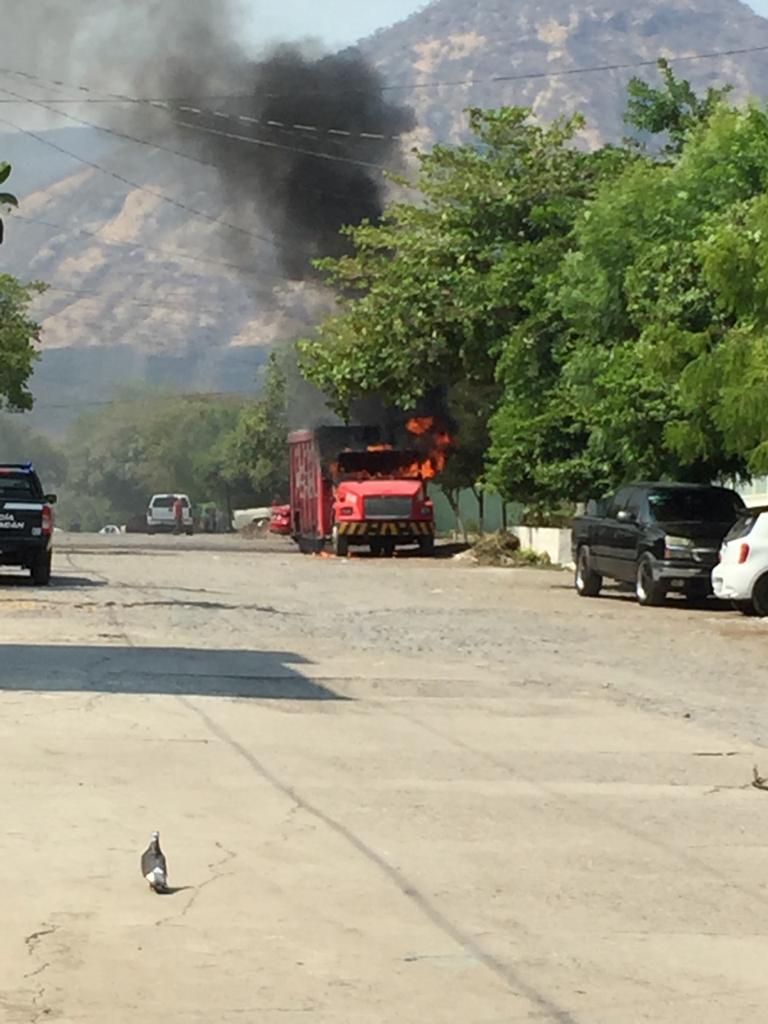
[575,546,602,597]
[752,575,768,617]
[636,556,666,607]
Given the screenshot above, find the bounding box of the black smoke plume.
[0,1,415,279]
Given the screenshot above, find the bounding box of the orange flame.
[406,416,435,436]
[405,417,453,478]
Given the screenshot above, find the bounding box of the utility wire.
[0,85,391,204]
[3,42,768,103]
[35,284,315,322]
[6,211,300,282]
[0,100,319,260]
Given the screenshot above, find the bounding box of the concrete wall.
[512,526,573,567]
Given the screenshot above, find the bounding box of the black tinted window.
[607,488,631,518]
[0,473,38,499]
[647,488,744,523]
[152,496,188,509]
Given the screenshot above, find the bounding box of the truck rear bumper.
[337,521,434,541]
[0,539,51,566]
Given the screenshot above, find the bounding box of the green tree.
[0,275,45,411]
[0,161,18,244]
[624,58,732,155]
[220,353,290,503]
[62,389,250,529]
[301,107,627,496]
[0,415,67,484]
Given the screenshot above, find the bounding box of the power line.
[4,42,768,103]
[6,211,297,282]
[0,99,319,261]
[171,117,393,171]
[0,81,398,194]
[35,284,316,323]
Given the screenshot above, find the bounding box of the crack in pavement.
[155,841,238,929]
[177,696,581,1024]
[24,925,59,1022]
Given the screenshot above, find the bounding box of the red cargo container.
[288,426,436,557]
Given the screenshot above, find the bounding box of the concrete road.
[1,535,768,1023]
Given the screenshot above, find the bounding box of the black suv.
[0,463,57,585]
[572,482,745,606]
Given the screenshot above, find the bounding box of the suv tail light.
[739,543,750,564]
[41,505,53,536]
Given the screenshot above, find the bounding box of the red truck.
[288,425,438,557]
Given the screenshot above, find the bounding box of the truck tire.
[332,525,349,558]
[752,575,768,617]
[370,539,383,557]
[575,546,602,597]
[418,536,435,556]
[382,538,396,558]
[636,555,666,607]
[31,552,52,587]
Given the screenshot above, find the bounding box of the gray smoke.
[0,0,414,278]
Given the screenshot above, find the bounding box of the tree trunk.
[471,486,485,536]
[445,488,468,545]
[501,501,509,532]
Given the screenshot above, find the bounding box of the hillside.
[362,0,768,146]
[5,0,768,430]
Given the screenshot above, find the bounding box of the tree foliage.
[0,161,18,244]
[298,66,768,513]
[0,275,45,412]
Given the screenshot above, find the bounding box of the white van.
[146,494,194,535]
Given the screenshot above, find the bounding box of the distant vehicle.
[0,462,57,585]
[99,524,121,535]
[146,494,194,535]
[269,504,292,536]
[232,507,270,531]
[712,506,768,616]
[289,426,436,557]
[572,482,745,606]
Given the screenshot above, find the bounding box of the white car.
[146,494,194,535]
[99,524,122,535]
[712,506,768,616]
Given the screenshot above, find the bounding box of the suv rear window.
[726,511,763,542]
[647,488,744,524]
[0,472,38,500]
[152,496,189,509]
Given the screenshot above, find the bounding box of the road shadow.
[0,645,348,700]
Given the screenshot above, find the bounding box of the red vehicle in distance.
[269,503,292,536]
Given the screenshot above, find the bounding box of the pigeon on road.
[141,831,168,893]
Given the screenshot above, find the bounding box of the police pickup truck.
[0,463,57,585]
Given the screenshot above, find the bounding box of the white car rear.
[712,506,768,615]
[146,494,194,535]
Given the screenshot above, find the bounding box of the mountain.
[5,0,768,431]
[361,0,768,147]
[0,129,330,431]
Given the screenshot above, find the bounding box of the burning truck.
[288,419,450,557]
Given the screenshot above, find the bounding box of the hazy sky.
[252,0,768,47]
[247,0,427,47]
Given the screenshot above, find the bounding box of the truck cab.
[333,478,434,557]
